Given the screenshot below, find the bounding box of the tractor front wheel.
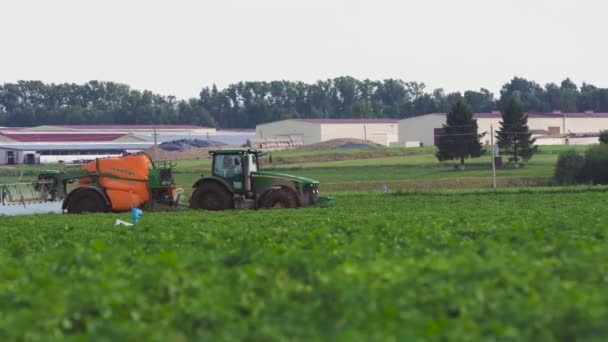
[190,182,234,211]
[259,188,298,209]
[66,190,109,214]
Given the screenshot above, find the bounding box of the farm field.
[171,145,586,191]
[1,189,608,340]
[0,145,590,191]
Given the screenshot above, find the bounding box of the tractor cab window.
[214,154,243,190]
[248,154,258,173]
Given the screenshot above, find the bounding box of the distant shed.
[399,111,608,146]
[256,118,399,146]
[0,133,151,165]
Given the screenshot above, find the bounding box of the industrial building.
[0,132,151,165]
[21,124,216,134]
[0,124,254,165]
[255,118,400,146]
[399,111,608,146]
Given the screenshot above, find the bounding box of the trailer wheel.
[259,188,298,209]
[66,189,109,214]
[190,182,233,211]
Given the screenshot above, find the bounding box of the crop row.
[1,191,607,339]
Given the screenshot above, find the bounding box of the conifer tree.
[496,97,538,167]
[435,100,485,169]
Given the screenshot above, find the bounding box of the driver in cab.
[223,155,242,182]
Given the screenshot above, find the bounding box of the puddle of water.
[0,202,63,216]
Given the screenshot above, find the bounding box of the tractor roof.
[208,148,262,155]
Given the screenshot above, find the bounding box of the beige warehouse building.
[256,119,399,146]
[399,111,608,146]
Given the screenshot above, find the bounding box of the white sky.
[1,0,606,99]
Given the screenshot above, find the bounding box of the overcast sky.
[1,0,606,99]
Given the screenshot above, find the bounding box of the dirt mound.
[298,138,382,150]
[159,139,225,151]
[143,146,214,161]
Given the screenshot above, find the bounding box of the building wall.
[0,148,8,164]
[39,153,123,164]
[566,117,608,133]
[535,137,599,145]
[321,123,398,146]
[476,118,503,146]
[398,114,446,147]
[256,120,321,145]
[0,149,35,165]
[400,114,608,147]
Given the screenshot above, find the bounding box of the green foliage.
[553,145,608,185]
[554,150,585,185]
[599,130,608,144]
[496,98,538,166]
[2,77,608,128]
[2,191,608,339]
[580,144,608,184]
[435,100,484,168]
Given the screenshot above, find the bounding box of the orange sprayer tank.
[79,154,153,211]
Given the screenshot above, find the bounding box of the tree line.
[1,77,608,128]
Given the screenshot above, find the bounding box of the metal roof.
[0,143,153,151]
[403,112,608,120]
[0,133,129,142]
[57,124,208,130]
[294,118,399,124]
[474,112,608,118]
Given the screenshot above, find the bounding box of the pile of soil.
[298,138,382,150]
[143,146,215,161]
[159,139,225,151]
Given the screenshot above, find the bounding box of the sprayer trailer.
[59,154,182,213]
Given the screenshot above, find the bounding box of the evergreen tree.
[599,130,608,144]
[496,97,538,166]
[435,100,485,169]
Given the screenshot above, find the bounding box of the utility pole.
[153,128,159,161]
[491,124,496,190]
[562,114,567,145]
[364,123,367,141]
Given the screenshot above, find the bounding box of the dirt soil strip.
[296,138,382,150]
[144,147,214,161]
[321,177,551,192]
[263,150,429,165]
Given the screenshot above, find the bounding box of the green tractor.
[190,148,329,210]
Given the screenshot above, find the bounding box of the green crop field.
[2,188,608,340]
[0,145,591,193]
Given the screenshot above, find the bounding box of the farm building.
[21,124,215,134]
[0,132,151,165]
[255,119,400,146]
[399,111,608,146]
[0,125,258,147]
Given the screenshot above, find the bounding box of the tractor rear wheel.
[190,182,233,211]
[66,190,109,214]
[259,188,298,209]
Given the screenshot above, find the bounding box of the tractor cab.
[210,148,262,194]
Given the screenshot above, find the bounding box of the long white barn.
[399,111,608,146]
[256,118,399,146]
